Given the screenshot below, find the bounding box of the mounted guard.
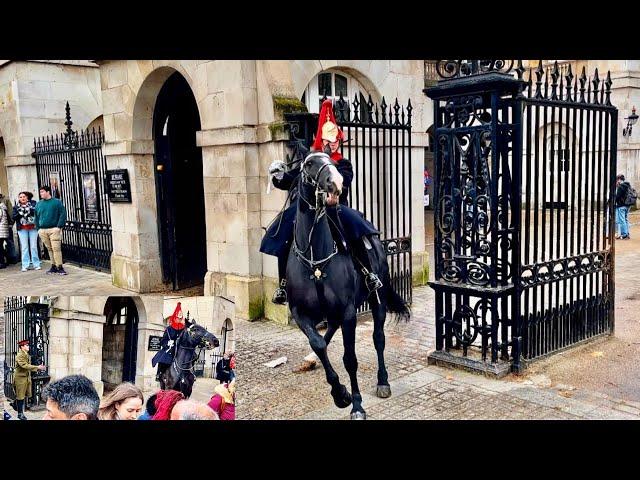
[152,302,187,382]
[260,99,383,305]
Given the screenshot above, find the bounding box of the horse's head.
[301,152,343,206]
[183,321,220,350]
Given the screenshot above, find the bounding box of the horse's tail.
[384,284,411,323]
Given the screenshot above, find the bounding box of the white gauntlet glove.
[268,161,286,175]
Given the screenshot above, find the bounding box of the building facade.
[3,59,638,324]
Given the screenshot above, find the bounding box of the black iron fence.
[3,297,50,408]
[426,60,616,372]
[32,103,112,271]
[284,94,413,309]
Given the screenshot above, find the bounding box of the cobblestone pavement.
[0,261,204,296]
[2,377,222,420]
[236,281,640,420]
[0,261,129,296]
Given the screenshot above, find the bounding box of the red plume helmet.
[312,99,345,155]
[169,302,185,330]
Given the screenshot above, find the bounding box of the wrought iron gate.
[3,297,50,408]
[32,103,112,271]
[284,94,413,307]
[426,60,617,373]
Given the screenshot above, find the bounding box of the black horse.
[159,321,219,398]
[286,151,410,420]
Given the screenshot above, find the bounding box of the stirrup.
[365,272,383,292]
[272,287,288,305]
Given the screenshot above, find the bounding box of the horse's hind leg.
[371,298,391,398]
[342,306,366,419]
[295,310,351,409]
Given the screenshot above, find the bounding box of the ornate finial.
[565,64,574,102]
[534,60,544,99]
[604,70,613,106]
[64,101,73,136]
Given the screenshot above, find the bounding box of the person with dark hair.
[215,352,233,384]
[12,339,46,420]
[35,185,68,275]
[615,174,636,240]
[12,191,40,271]
[42,374,100,420]
[137,392,159,420]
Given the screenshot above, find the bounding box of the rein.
[292,156,339,278]
[171,325,206,378]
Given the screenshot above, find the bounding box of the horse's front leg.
[293,308,351,409]
[371,299,391,398]
[341,306,366,419]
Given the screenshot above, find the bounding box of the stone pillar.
[105,142,162,293]
[49,297,107,396]
[136,296,164,393]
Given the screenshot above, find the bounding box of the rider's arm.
[273,166,301,191]
[336,159,354,203]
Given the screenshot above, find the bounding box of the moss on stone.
[268,121,287,138]
[412,262,430,287]
[272,95,307,116]
[248,297,265,321]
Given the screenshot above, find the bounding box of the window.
[302,70,373,121]
[546,133,570,172]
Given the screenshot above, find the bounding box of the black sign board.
[148,335,163,351]
[106,169,132,203]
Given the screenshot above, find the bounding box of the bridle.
[171,324,212,378]
[292,154,340,275]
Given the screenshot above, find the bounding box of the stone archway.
[152,71,206,290]
[102,297,140,391]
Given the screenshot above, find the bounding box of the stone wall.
[101,323,125,388]
[0,61,102,202]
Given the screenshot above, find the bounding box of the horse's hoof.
[332,385,352,409]
[376,385,392,398]
[350,411,367,420]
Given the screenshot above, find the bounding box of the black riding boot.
[17,399,27,420]
[353,238,383,293]
[272,247,290,305]
[156,363,168,382]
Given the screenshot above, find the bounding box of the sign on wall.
[148,335,163,351]
[106,169,132,203]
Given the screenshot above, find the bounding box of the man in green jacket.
[13,339,46,420]
[35,185,68,275]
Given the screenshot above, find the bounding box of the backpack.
[625,184,638,207]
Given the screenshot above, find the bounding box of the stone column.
[136,296,164,393]
[49,297,107,396]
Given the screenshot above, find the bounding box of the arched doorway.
[153,72,206,290]
[102,297,139,390]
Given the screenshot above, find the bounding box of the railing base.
[427,350,512,379]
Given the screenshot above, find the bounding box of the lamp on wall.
[623,106,638,137]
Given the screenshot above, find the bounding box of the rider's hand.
[38,365,46,370]
[326,194,338,206]
[268,161,286,175]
